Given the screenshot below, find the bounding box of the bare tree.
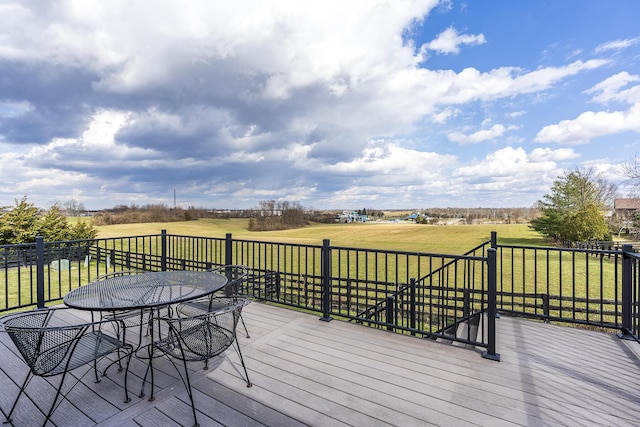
[62,199,86,216]
[622,154,640,196]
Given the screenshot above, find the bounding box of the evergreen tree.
[0,197,98,244]
[530,168,613,242]
[0,196,40,244]
[38,205,72,241]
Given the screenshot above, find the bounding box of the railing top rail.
[330,245,483,258]
[93,234,164,240]
[623,249,640,260]
[1,242,36,249]
[164,233,224,240]
[496,243,620,256]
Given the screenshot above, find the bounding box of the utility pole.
[173,188,176,208]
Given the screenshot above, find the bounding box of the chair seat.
[155,320,234,361]
[35,330,124,376]
[175,296,236,318]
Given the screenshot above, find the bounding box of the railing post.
[225,233,233,266]
[320,239,333,322]
[410,278,416,336]
[618,244,634,340]
[483,248,500,361]
[36,236,45,309]
[491,231,497,249]
[161,229,167,271]
[463,288,471,318]
[386,296,395,331]
[542,294,550,322]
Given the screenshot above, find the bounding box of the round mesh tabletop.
[64,271,228,311]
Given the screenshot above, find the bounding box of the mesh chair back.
[157,298,245,362]
[4,311,91,376]
[209,265,248,297]
[241,269,281,300]
[2,309,126,376]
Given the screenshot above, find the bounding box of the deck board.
[0,302,638,426]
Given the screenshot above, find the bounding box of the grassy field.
[94,220,622,324]
[2,218,622,328]
[95,219,544,254]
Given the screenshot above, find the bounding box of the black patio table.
[63,270,228,400]
[64,270,227,311]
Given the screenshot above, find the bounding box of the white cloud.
[535,104,640,145]
[445,146,562,204]
[448,124,517,144]
[535,71,640,145]
[432,107,460,124]
[430,60,608,106]
[585,72,640,104]
[528,147,579,162]
[455,146,558,177]
[424,26,486,55]
[595,36,640,53]
[506,111,527,119]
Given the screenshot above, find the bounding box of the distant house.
[405,212,431,222]
[614,198,640,219]
[335,210,369,223]
[614,198,640,235]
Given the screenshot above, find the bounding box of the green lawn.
[93,219,618,325]
[96,219,544,254]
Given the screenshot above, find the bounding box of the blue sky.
[0,1,639,210]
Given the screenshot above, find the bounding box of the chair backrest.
[2,309,92,377]
[158,298,247,362]
[242,269,281,300]
[95,270,142,281]
[209,265,249,297]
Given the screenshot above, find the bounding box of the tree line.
[248,200,307,231]
[92,204,211,225]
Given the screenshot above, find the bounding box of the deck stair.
[437,312,484,349]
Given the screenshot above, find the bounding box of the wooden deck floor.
[1,302,639,426]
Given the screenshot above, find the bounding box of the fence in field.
[1,230,638,360]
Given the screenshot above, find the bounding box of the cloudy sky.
[1,1,639,210]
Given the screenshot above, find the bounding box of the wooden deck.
[1,302,639,426]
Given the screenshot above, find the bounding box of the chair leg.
[3,371,33,424]
[93,359,101,383]
[43,369,71,425]
[120,343,134,403]
[180,358,199,427]
[163,353,199,427]
[233,337,252,388]
[239,313,250,339]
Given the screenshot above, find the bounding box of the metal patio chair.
[0,307,133,426]
[155,297,252,427]
[175,265,251,337]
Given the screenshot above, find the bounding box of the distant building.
[335,210,369,223]
[614,198,640,218]
[614,198,640,234]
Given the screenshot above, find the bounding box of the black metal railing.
[2,230,639,360]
